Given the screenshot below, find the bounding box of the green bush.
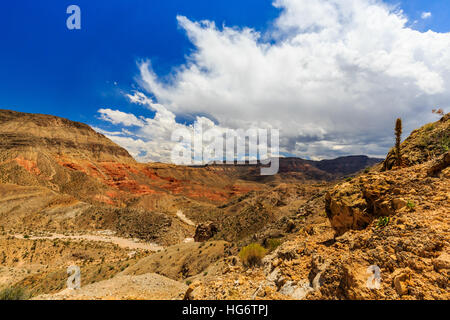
[265,238,281,252]
[239,243,267,267]
[0,286,30,300]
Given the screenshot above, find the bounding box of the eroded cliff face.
[0,109,260,207]
[0,109,135,163]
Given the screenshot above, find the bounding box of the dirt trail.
[176,210,196,226]
[14,233,163,251]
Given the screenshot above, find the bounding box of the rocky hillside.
[184,114,449,300]
[1,109,429,301]
[383,113,449,170]
[0,109,258,203]
[326,114,449,235]
[0,109,134,163]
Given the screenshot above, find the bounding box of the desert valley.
[0,109,448,300]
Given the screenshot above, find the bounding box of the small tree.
[395,118,402,166]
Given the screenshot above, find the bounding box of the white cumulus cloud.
[421,12,432,19]
[96,0,450,162]
[98,108,146,127]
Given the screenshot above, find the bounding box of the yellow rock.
[392,269,411,296]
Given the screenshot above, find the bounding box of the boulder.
[325,174,402,235]
[194,222,218,242]
[392,269,411,296]
[432,253,450,271]
[392,198,407,210]
[325,181,371,235]
[279,280,314,300]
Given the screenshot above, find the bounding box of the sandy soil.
[34,273,187,300]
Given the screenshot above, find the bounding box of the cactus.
[395,118,402,166]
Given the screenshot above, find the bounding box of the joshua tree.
[395,118,402,166]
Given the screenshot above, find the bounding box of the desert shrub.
[265,238,282,252]
[239,243,267,267]
[407,201,416,210]
[441,134,450,152]
[0,286,30,300]
[376,217,390,229]
[424,123,434,131]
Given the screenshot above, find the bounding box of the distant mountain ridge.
[306,155,383,176]
[205,156,382,179]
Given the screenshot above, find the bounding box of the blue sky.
[1,1,449,161]
[385,0,450,32]
[0,1,279,125]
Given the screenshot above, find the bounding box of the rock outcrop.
[326,114,449,235]
[194,222,218,242]
[326,151,449,235]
